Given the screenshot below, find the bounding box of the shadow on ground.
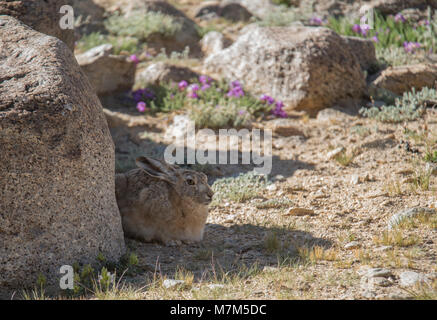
[124,223,332,283]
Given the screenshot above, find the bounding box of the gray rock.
[0,16,125,298]
[399,271,428,287]
[388,207,437,230]
[207,284,225,289]
[222,0,277,19]
[344,241,361,250]
[359,268,393,278]
[425,162,437,176]
[201,31,231,57]
[136,62,199,86]
[374,246,393,252]
[76,44,136,96]
[204,25,365,115]
[163,279,185,289]
[195,1,253,22]
[327,147,345,160]
[341,36,377,71]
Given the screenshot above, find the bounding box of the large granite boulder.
[0,0,75,50]
[76,44,136,96]
[0,16,125,297]
[372,64,437,95]
[205,26,366,115]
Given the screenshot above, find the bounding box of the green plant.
[134,79,272,128]
[334,150,355,166]
[128,253,139,267]
[424,150,437,163]
[327,10,436,52]
[257,8,299,27]
[211,172,269,205]
[104,11,182,41]
[360,87,437,123]
[271,0,297,7]
[376,46,426,66]
[76,32,139,55]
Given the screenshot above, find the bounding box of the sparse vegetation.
[211,172,269,205]
[360,87,437,123]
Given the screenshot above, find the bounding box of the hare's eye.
[186,178,196,185]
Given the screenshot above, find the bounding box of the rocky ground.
[104,105,437,300]
[73,0,437,300]
[1,0,436,300]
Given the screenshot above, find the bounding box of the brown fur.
[115,157,214,244]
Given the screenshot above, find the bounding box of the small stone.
[207,284,225,290]
[374,246,393,252]
[327,147,345,160]
[273,175,285,182]
[263,266,280,273]
[163,279,185,289]
[285,208,315,216]
[350,175,360,185]
[224,214,236,223]
[266,184,277,191]
[359,268,392,278]
[425,162,437,176]
[372,277,391,287]
[399,271,428,287]
[344,241,361,250]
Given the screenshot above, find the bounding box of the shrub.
[327,9,436,53]
[211,172,269,205]
[360,87,437,123]
[131,77,284,128]
[104,11,182,41]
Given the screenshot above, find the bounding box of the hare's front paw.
[163,239,182,247]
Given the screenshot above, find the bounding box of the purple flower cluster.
[129,54,140,65]
[132,88,155,113]
[132,88,155,102]
[272,101,287,118]
[136,101,147,113]
[394,13,406,23]
[199,75,212,91]
[309,17,324,26]
[227,80,245,98]
[178,80,188,91]
[403,41,421,53]
[260,94,275,105]
[260,94,287,118]
[187,84,200,99]
[352,23,371,36]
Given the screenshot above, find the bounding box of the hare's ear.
[135,157,176,185]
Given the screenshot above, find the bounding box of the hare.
[115,156,214,245]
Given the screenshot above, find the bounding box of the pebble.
[374,245,393,252]
[163,279,185,289]
[263,266,280,273]
[425,162,437,176]
[358,267,392,278]
[266,184,277,191]
[344,241,361,250]
[372,277,391,287]
[399,271,428,287]
[224,214,236,223]
[350,175,360,185]
[207,284,225,290]
[327,147,345,160]
[285,208,315,216]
